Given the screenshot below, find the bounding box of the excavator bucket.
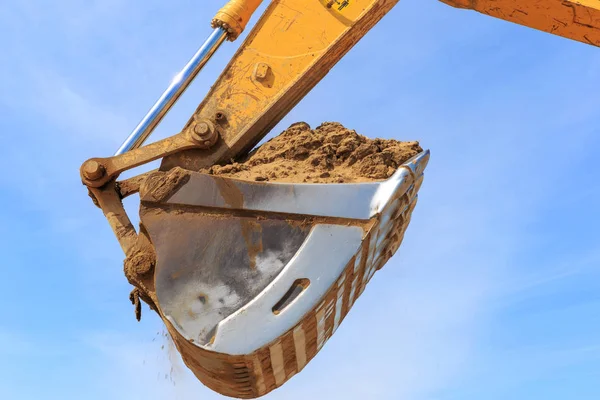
[79,1,438,397]
[136,150,429,398]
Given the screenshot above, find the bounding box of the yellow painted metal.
[441,0,600,47]
[163,0,400,171]
[213,0,265,40]
[161,0,600,174]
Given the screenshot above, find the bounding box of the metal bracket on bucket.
[139,150,429,356]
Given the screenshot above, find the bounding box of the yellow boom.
[441,0,600,47]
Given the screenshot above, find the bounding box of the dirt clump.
[203,122,422,183]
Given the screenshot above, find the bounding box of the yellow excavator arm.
[442,0,600,46]
[163,0,402,173]
[81,0,599,256]
[81,0,403,255]
[79,1,598,398]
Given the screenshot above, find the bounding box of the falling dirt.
[201,122,422,183]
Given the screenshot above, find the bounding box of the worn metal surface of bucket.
[138,150,429,398]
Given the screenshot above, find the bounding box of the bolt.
[82,160,105,181]
[194,122,209,135]
[253,62,270,81]
[190,119,219,149]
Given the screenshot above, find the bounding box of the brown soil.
[202,122,422,183]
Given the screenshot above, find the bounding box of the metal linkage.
[115,28,228,155]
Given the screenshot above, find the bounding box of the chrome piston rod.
[115,27,228,155]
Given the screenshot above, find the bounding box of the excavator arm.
[81,0,400,254]
[81,0,600,208]
[163,0,401,172]
[441,0,600,47]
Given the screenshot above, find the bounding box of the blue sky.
[1,1,599,399]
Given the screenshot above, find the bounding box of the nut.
[194,122,210,135]
[253,62,270,81]
[82,160,105,181]
[190,120,219,149]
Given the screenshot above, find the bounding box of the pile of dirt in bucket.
[202,122,422,183]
